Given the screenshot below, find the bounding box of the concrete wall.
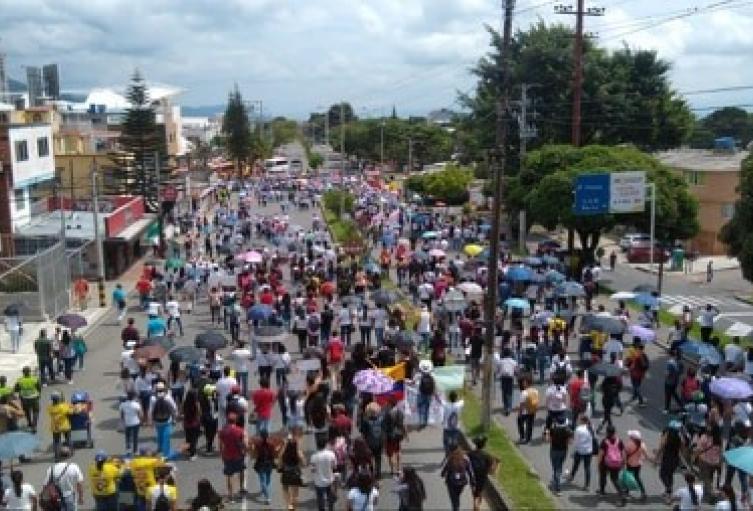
[681,170,739,255]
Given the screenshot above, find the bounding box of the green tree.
[698,107,753,148]
[309,152,324,169]
[405,165,473,205]
[328,103,356,129]
[222,85,251,175]
[524,144,698,260]
[109,69,168,213]
[270,117,299,147]
[720,154,753,281]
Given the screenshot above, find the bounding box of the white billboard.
[609,171,646,214]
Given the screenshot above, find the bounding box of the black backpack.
[363,416,383,451]
[152,396,171,423]
[419,374,435,395]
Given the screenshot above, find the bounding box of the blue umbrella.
[528,273,546,284]
[524,256,543,267]
[504,298,531,312]
[545,269,566,284]
[364,262,381,274]
[555,281,585,297]
[0,431,40,460]
[725,446,753,475]
[506,266,534,282]
[633,293,659,308]
[542,255,560,266]
[249,304,274,321]
[678,341,721,364]
[422,231,440,239]
[710,377,753,400]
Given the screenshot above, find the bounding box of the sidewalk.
[0,255,148,383]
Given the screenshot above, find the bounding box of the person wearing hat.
[48,391,74,460]
[89,450,123,511]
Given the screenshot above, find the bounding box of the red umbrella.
[320,281,336,296]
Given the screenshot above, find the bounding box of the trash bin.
[671,248,684,271]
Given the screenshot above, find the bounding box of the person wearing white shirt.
[44,449,84,511]
[494,349,518,415]
[4,314,21,353]
[164,296,183,336]
[338,303,353,345]
[310,438,338,510]
[348,484,378,511]
[724,337,744,371]
[699,304,719,344]
[2,470,36,511]
[603,338,624,361]
[119,390,144,455]
[566,415,594,489]
[230,346,252,396]
[545,383,569,433]
[147,301,162,318]
[417,306,432,352]
[372,304,387,346]
[442,391,465,453]
[215,367,238,428]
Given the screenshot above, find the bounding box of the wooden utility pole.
[482,0,515,431]
[555,1,604,146]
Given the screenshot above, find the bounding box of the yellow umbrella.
[463,244,484,257]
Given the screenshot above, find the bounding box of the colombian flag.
[375,381,405,406]
[379,362,406,381]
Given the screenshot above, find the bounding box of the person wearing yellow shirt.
[147,468,178,511]
[48,392,73,460]
[89,450,122,511]
[129,450,165,508]
[14,367,41,433]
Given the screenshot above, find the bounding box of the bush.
[322,190,355,215]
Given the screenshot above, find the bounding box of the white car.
[619,233,651,251]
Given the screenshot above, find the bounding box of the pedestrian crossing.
[659,294,738,308]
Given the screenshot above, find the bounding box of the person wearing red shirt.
[330,404,352,436]
[567,368,589,423]
[259,289,274,306]
[251,377,276,435]
[327,332,345,388]
[136,277,152,310]
[219,413,248,499]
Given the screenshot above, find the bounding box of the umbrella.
[524,256,543,267]
[443,289,467,312]
[238,250,263,264]
[353,369,395,394]
[545,270,566,284]
[727,322,753,337]
[504,298,531,312]
[134,344,167,360]
[542,255,560,266]
[582,314,626,335]
[228,348,252,360]
[372,289,398,307]
[165,257,184,269]
[463,244,484,257]
[506,266,534,282]
[610,291,636,301]
[555,281,585,298]
[429,248,446,259]
[412,250,430,262]
[3,304,22,316]
[588,362,623,378]
[254,325,286,337]
[143,336,175,352]
[248,304,274,321]
[532,310,555,327]
[724,447,753,475]
[678,341,721,363]
[57,313,87,330]
[709,377,753,400]
[633,293,659,308]
[422,231,440,240]
[457,282,483,295]
[632,284,657,294]
[168,346,203,363]
[364,262,381,274]
[0,431,40,460]
[194,331,228,350]
[628,325,656,343]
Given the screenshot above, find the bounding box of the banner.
[401,383,445,426]
[431,365,466,392]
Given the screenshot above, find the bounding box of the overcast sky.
[2,0,753,118]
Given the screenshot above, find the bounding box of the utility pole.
[555,1,604,146]
[482,0,515,431]
[514,83,538,252]
[340,102,346,175]
[90,162,106,307]
[155,151,165,256]
[380,120,385,169]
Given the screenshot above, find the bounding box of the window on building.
[37,136,49,157]
[684,171,704,186]
[722,203,735,220]
[14,140,28,162]
[14,189,25,211]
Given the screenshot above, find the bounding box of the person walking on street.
[165,295,184,336]
[673,472,703,511]
[624,430,650,502]
[597,425,626,506]
[566,415,595,490]
[44,447,84,511]
[34,330,54,385]
[467,436,496,511]
[393,466,426,511]
[545,415,571,494]
[219,413,247,501]
[119,390,143,456]
[88,450,123,511]
[416,361,436,429]
[627,341,649,407]
[250,429,277,505]
[347,471,379,511]
[311,436,337,511]
[278,436,305,511]
[4,310,21,353]
[517,377,537,444]
[14,367,40,433]
[48,391,73,460]
[665,349,684,413]
[707,260,714,283]
[440,442,474,511]
[699,304,719,344]
[494,348,517,416]
[113,283,127,323]
[148,382,178,459]
[181,389,201,461]
[2,469,37,511]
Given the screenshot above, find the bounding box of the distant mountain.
[182,105,224,117]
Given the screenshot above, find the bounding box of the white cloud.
[0,0,752,117]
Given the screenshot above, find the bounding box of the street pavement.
[20,197,480,510]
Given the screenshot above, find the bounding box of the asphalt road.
[23,196,478,510]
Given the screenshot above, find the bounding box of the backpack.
[524,388,540,414]
[307,314,320,332]
[152,396,171,423]
[153,485,171,511]
[604,438,623,469]
[447,457,469,488]
[39,464,68,511]
[446,409,459,431]
[384,408,404,440]
[419,374,435,396]
[363,416,383,451]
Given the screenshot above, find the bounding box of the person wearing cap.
[89,450,123,511]
[48,392,73,460]
[44,447,84,511]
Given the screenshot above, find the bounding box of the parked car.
[626,243,670,264]
[619,233,651,251]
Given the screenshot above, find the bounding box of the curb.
[458,426,513,511]
[735,295,753,306]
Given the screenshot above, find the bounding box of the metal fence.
[36,242,71,320]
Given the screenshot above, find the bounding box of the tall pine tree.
[222,85,251,176]
[109,70,167,212]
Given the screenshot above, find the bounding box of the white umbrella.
[429,248,446,258]
[458,282,483,295]
[726,322,753,337]
[610,291,636,301]
[443,289,467,312]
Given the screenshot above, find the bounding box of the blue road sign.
[574,173,610,215]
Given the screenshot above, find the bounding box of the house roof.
[656,149,747,172]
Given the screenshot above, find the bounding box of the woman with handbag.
[277,436,305,511]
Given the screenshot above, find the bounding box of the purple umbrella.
[353,369,395,394]
[710,377,753,400]
[628,324,656,343]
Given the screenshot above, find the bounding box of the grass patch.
[461,391,557,511]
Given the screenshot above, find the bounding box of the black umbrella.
[588,362,623,378]
[372,289,398,307]
[3,304,23,316]
[581,314,626,335]
[57,313,87,330]
[254,325,286,338]
[194,331,228,350]
[143,336,175,352]
[168,346,203,363]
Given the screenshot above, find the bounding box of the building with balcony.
[656,149,747,255]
